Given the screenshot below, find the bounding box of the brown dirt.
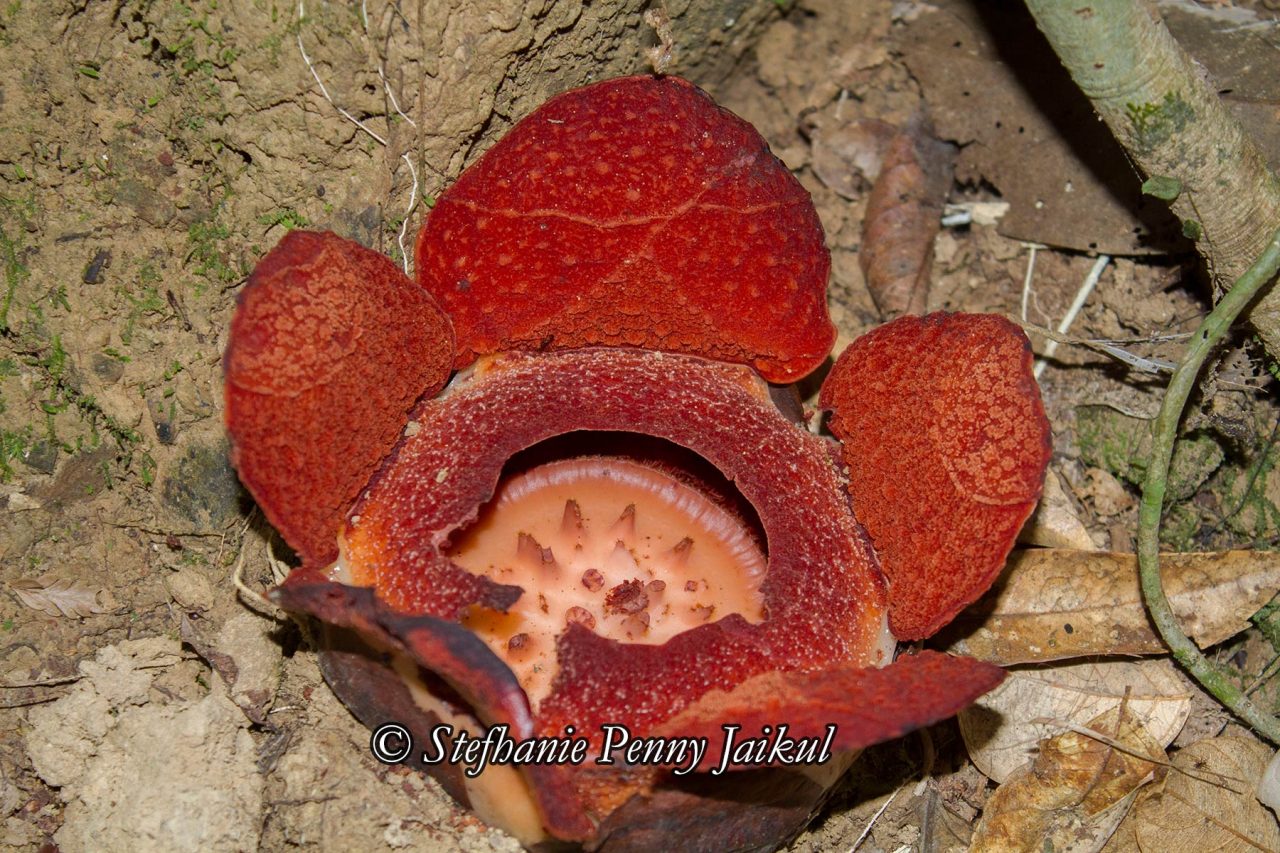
[2,1,1278,851]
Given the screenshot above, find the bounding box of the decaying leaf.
[859,117,955,318]
[1128,735,1279,853]
[960,658,1190,784]
[8,574,110,618]
[943,549,1280,665]
[1020,469,1098,551]
[971,707,1165,853]
[809,116,899,199]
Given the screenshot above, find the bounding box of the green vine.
[1139,226,1280,745]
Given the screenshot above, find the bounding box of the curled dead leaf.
[971,706,1165,853]
[8,574,110,618]
[859,117,956,318]
[942,549,1280,665]
[1127,736,1279,853]
[960,658,1190,784]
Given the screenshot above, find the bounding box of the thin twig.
[1,695,62,709]
[848,788,900,853]
[1017,318,1176,371]
[101,521,228,537]
[1034,254,1111,378]
[360,0,420,259]
[366,0,417,128]
[1017,321,1193,348]
[297,0,419,273]
[1020,242,1043,324]
[1245,651,1280,697]
[1011,317,1271,391]
[1035,717,1242,791]
[0,674,81,689]
[296,3,388,146]
[1138,225,1280,745]
[232,535,285,618]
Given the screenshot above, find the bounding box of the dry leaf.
[859,116,955,318]
[1257,749,1280,812]
[960,658,1190,784]
[971,707,1165,853]
[809,116,899,199]
[1020,469,1098,551]
[942,549,1280,665]
[1129,736,1279,853]
[9,574,109,618]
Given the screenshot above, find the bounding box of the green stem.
[1138,226,1280,745]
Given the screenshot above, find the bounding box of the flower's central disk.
[448,456,767,705]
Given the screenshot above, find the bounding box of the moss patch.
[1077,404,1280,551]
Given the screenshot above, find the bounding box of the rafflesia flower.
[225,75,1051,850]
